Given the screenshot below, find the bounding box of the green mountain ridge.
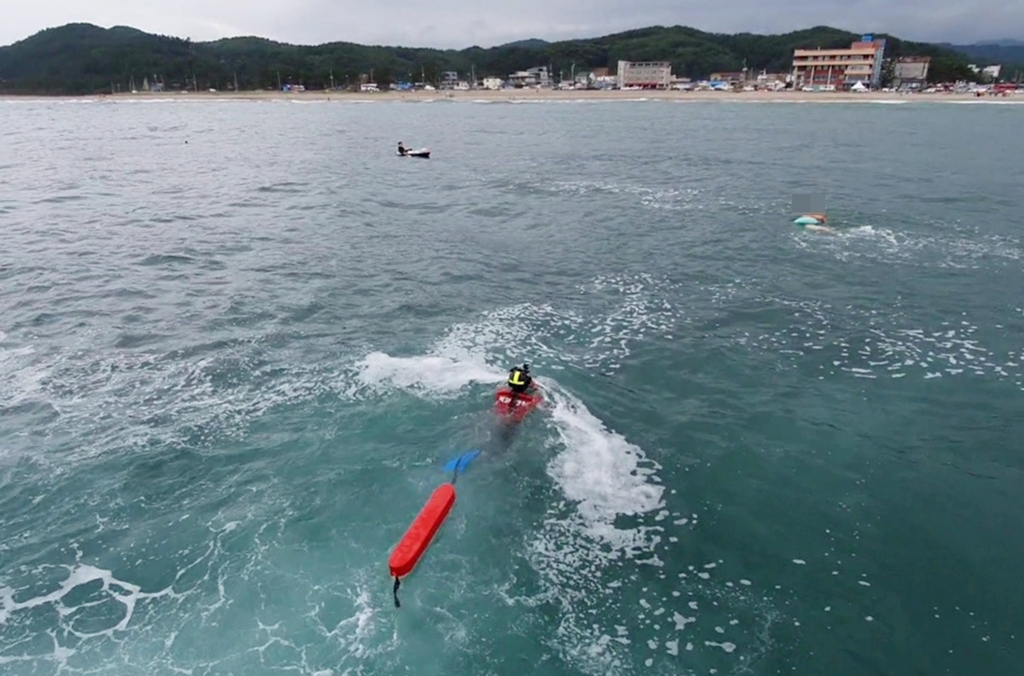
[0,22,1003,94]
[938,42,1024,66]
[973,39,1024,46]
[496,39,550,50]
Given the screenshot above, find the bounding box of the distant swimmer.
[793,212,836,233]
[793,213,827,225]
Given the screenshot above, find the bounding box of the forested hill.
[939,41,1024,67]
[0,22,985,94]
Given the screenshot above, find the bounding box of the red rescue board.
[494,387,542,423]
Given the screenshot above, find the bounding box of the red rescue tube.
[389,482,456,579]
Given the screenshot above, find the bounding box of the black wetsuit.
[508,369,531,394]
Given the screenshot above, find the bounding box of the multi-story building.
[983,64,1002,79]
[709,71,749,84]
[440,71,459,89]
[791,35,887,89]
[508,66,550,88]
[893,56,931,87]
[616,61,672,89]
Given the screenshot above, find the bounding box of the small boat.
[400,148,430,159]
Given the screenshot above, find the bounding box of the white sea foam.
[0,560,175,670]
[536,178,703,212]
[1,272,685,472]
[353,351,504,398]
[792,219,1023,269]
[0,343,45,410]
[545,386,664,527]
[949,99,1024,105]
[733,294,1024,389]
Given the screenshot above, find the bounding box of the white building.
[508,66,550,88]
[970,64,1003,80]
[616,60,672,89]
[482,77,504,90]
[893,56,930,84]
[574,72,593,88]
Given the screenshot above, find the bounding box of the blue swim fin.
[443,450,481,474]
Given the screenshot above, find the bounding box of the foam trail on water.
[352,351,506,398]
[545,385,664,541]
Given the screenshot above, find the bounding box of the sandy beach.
[4,88,1021,104]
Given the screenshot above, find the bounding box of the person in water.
[507,364,538,395]
[397,142,407,156]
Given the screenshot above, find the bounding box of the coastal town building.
[968,64,1003,80]
[709,71,748,84]
[755,71,790,88]
[440,71,459,89]
[482,77,504,90]
[616,60,672,89]
[791,34,887,89]
[893,56,930,88]
[507,66,550,88]
[507,71,530,87]
[528,66,550,87]
[894,56,930,81]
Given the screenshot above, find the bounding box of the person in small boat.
[397,142,407,156]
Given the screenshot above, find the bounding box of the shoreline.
[2,89,1021,104]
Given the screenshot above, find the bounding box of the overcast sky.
[3,0,1021,49]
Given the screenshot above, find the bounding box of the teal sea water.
[2,96,1023,675]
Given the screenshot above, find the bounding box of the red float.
[389,482,456,579]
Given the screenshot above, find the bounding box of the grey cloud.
[4,0,1022,49]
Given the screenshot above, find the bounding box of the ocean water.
[1,96,1023,676]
